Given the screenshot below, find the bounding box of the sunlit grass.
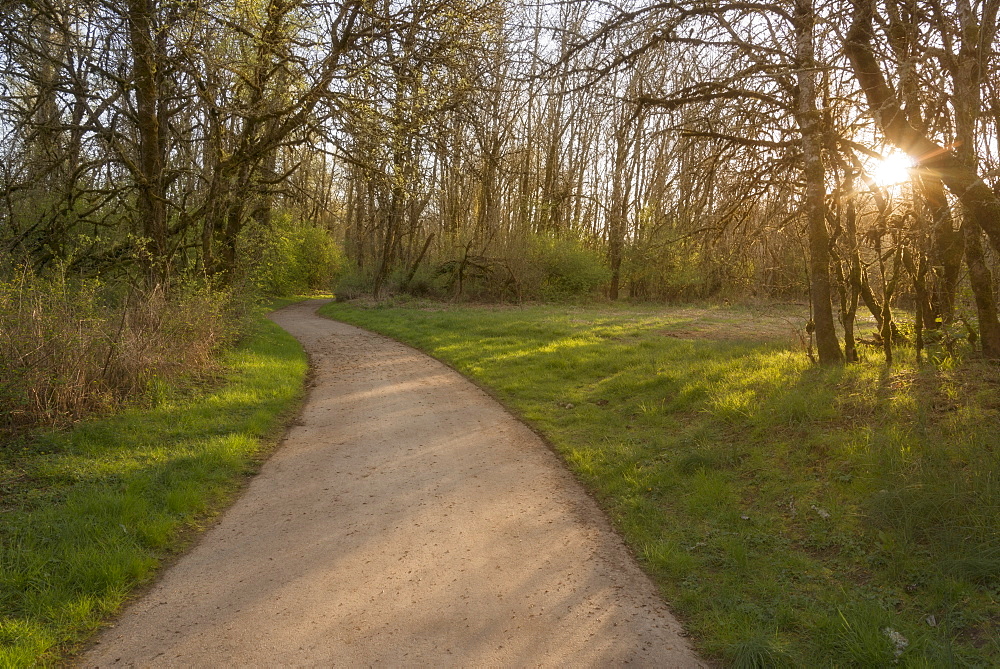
[320,299,1000,666]
[0,308,307,666]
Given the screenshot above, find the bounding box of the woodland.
[1,0,999,412]
[3,0,1000,664]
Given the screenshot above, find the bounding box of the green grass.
[319,299,1000,667]
[0,305,308,666]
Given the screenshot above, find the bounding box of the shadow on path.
[79,299,703,667]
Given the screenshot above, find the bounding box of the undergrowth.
[0,264,247,431]
[320,300,1000,667]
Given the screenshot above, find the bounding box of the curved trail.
[81,300,702,667]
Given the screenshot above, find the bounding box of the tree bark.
[608,119,631,300]
[795,0,843,364]
[964,222,1000,358]
[917,176,963,325]
[127,0,170,283]
[951,0,1000,358]
[841,169,862,362]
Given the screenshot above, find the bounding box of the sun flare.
[872,152,914,187]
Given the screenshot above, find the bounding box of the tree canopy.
[3,0,1000,363]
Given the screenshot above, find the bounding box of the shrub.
[0,264,239,431]
[335,264,375,300]
[243,211,345,296]
[295,226,345,290]
[528,235,610,300]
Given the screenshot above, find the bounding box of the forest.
[3,0,1000,381]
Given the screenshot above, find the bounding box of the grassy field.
[320,299,1000,667]
[0,303,308,666]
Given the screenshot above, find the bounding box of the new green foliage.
[242,212,345,296]
[527,235,611,300]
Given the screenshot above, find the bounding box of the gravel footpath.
[80,299,703,667]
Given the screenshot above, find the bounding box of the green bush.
[528,235,610,300]
[397,263,450,298]
[243,211,345,296]
[295,226,345,290]
[335,264,375,300]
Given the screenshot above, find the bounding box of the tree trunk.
[918,177,963,325]
[401,233,435,291]
[608,122,630,301]
[127,0,170,283]
[964,221,1000,358]
[795,0,843,364]
[950,0,1000,359]
[841,169,862,362]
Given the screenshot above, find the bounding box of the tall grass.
[0,265,242,430]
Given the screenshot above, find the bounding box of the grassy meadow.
[320,299,1000,667]
[0,304,308,666]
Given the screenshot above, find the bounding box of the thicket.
[0,266,238,431]
[0,211,342,432]
[338,233,611,302]
[243,212,346,297]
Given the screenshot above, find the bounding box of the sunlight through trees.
[2,0,1000,361]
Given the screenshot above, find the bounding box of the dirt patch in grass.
[652,305,880,343]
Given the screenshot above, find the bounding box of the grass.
[0,302,308,666]
[319,299,1000,667]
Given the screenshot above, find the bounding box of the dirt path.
[80,299,703,667]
